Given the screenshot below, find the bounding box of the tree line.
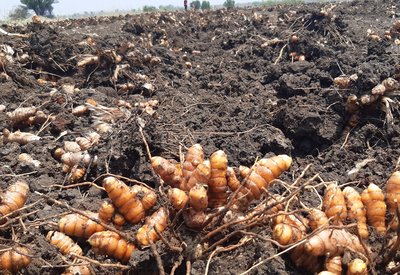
[8,0,236,20]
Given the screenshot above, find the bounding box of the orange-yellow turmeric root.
[151,156,183,188]
[58,212,105,238]
[273,223,304,245]
[0,180,29,222]
[0,247,31,272]
[242,155,292,203]
[168,188,189,210]
[62,265,91,275]
[208,150,228,208]
[46,231,83,256]
[112,213,126,228]
[136,207,168,246]
[182,144,204,186]
[343,187,368,239]
[186,160,211,191]
[98,201,115,224]
[308,208,329,231]
[347,258,367,275]
[361,183,386,235]
[325,256,342,275]
[131,185,157,211]
[386,171,400,230]
[304,229,365,257]
[273,214,320,273]
[88,231,135,263]
[103,177,145,224]
[323,184,347,225]
[189,184,208,211]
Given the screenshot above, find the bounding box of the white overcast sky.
[0,0,251,18]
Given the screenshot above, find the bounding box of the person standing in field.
[184,0,188,10]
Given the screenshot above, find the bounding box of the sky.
[0,0,250,19]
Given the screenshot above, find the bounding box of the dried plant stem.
[170,254,184,275]
[149,237,165,275]
[48,182,105,190]
[71,253,129,269]
[205,237,251,275]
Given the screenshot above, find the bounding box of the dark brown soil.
[1,0,400,274]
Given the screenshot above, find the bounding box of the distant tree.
[223,0,235,9]
[190,0,201,10]
[201,1,211,10]
[143,5,157,12]
[20,0,57,17]
[159,5,178,11]
[8,5,30,20]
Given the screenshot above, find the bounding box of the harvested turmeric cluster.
[1,106,55,145]
[272,183,370,274]
[152,144,292,229]
[272,168,400,274]
[6,106,54,127]
[53,132,100,183]
[339,77,400,129]
[86,100,131,134]
[53,176,168,264]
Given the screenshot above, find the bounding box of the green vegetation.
[223,0,235,9]
[159,5,180,11]
[8,6,30,20]
[143,5,157,12]
[191,0,201,10]
[252,0,305,6]
[201,1,211,10]
[20,0,57,17]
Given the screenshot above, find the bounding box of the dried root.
[6,106,37,125]
[2,129,40,145]
[54,133,100,183]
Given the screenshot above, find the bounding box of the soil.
[1,0,400,274]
